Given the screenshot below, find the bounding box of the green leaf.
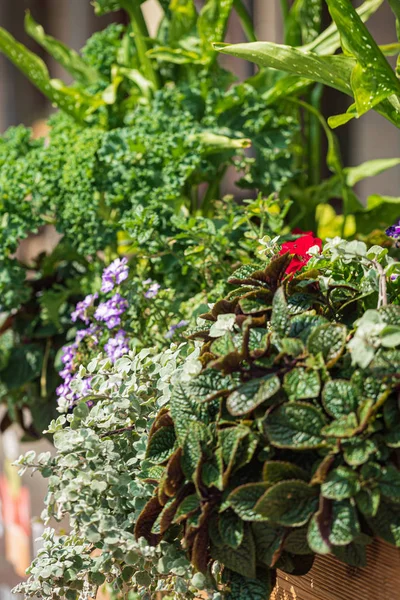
[326,0,400,116]
[329,500,360,546]
[322,413,358,439]
[173,494,201,524]
[227,483,269,521]
[283,368,321,401]
[211,524,256,578]
[226,375,281,416]
[304,0,384,55]
[271,287,290,337]
[0,27,102,123]
[322,379,358,418]
[265,402,327,449]
[169,0,197,43]
[366,499,400,546]
[198,0,234,59]
[284,528,312,555]
[344,158,400,187]
[182,421,207,479]
[288,314,328,342]
[356,487,381,517]
[321,466,360,501]
[342,438,376,466]
[1,345,43,389]
[379,465,400,503]
[226,571,272,600]
[252,522,286,566]
[25,11,100,85]
[146,426,176,464]
[255,480,319,526]
[332,539,367,567]
[307,513,330,554]
[188,369,236,403]
[262,461,309,485]
[307,323,347,367]
[214,41,354,96]
[219,509,245,549]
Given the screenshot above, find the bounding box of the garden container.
[272,540,400,600]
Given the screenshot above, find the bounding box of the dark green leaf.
[255,480,318,526]
[307,323,347,367]
[322,379,358,418]
[283,368,321,401]
[211,524,256,578]
[219,509,245,549]
[265,402,327,449]
[329,500,360,546]
[262,461,309,485]
[227,483,269,521]
[321,466,360,500]
[146,426,176,464]
[227,375,281,416]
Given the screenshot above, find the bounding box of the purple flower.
[71,293,98,324]
[143,279,161,299]
[101,258,129,293]
[165,320,189,339]
[94,293,128,329]
[386,220,400,239]
[104,329,129,362]
[75,324,100,345]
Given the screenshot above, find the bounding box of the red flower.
[279,233,322,275]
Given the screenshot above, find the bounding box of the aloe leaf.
[304,0,384,55]
[198,0,234,59]
[0,27,103,123]
[24,11,100,85]
[326,0,400,117]
[344,158,400,187]
[214,42,355,96]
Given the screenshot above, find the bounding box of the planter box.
[272,540,400,600]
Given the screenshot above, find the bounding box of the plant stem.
[279,0,290,21]
[122,0,159,89]
[308,83,323,186]
[373,259,388,308]
[100,425,135,438]
[234,0,257,42]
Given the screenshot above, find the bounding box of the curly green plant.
[134,235,400,598]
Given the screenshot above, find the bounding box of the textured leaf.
[262,461,309,485]
[226,375,281,416]
[329,500,360,546]
[366,499,400,546]
[284,528,312,555]
[226,571,272,600]
[202,449,224,490]
[1,345,43,389]
[181,421,208,479]
[289,314,328,342]
[271,287,290,336]
[187,369,236,403]
[173,494,201,524]
[255,480,318,526]
[379,465,400,503]
[219,509,244,549]
[219,426,250,472]
[322,413,358,439]
[332,539,367,567]
[307,513,331,555]
[211,524,256,578]
[307,323,347,367]
[283,368,321,401]
[321,466,360,501]
[322,379,358,418]
[252,522,286,566]
[146,426,176,464]
[265,402,327,449]
[342,438,376,466]
[227,483,269,521]
[356,487,381,517]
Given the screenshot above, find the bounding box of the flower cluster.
[101,257,129,293]
[386,219,400,239]
[143,278,161,299]
[56,259,131,408]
